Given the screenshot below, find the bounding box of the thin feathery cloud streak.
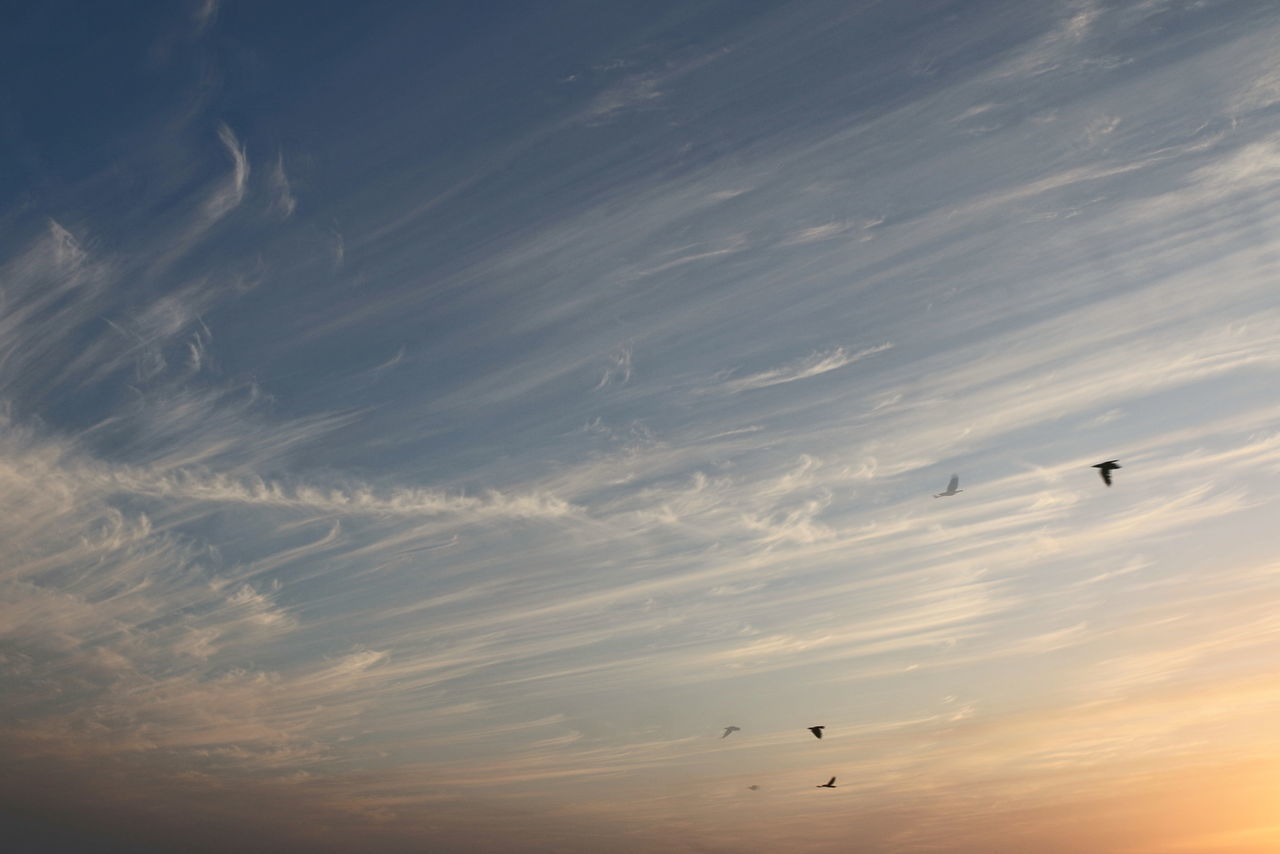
[206,123,249,222]
[714,344,893,395]
[269,152,298,219]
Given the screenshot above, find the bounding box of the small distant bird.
[747,785,760,791]
[1092,459,1121,486]
[934,474,962,498]
[721,726,741,739]
[816,777,837,788]
[808,726,825,740]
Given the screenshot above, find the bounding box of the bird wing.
[1100,468,1112,486]
[947,474,959,492]
[826,777,837,786]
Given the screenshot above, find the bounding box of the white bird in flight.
[934,474,962,498]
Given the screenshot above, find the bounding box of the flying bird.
[1092,459,1121,486]
[934,474,962,497]
[816,777,837,788]
[808,726,824,739]
[721,726,741,739]
[747,785,760,791]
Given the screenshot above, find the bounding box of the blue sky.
[3,2,1280,852]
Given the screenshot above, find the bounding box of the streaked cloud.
[714,344,892,394]
[269,152,298,219]
[205,123,249,222]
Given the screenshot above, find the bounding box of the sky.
[2,1,1280,851]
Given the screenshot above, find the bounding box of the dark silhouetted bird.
[747,785,760,791]
[721,726,741,739]
[934,474,962,498]
[816,777,837,788]
[1092,460,1121,486]
[808,726,824,739]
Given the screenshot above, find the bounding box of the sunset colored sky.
[3,2,1280,852]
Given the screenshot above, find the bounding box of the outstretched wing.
[947,474,959,492]
[1100,467,1112,486]
[826,777,837,786]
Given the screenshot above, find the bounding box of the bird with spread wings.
[1093,460,1121,486]
[934,474,962,498]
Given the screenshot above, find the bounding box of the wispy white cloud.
[993,0,1105,80]
[330,228,345,268]
[593,344,632,390]
[106,468,580,521]
[582,72,664,123]
[205,123,249,221]
[269,151,298,218]
[194,0,220,31]
[47,218,86,268]
[181,318,215,375]
[780,222,847,245]
[368,344,406,376]
[714,344,892,394]
[577,47,731,124]
[633,235,748,277]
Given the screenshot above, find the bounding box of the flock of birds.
[722,725,837,790]
[937,460,1120,497]
[723,459,1123,792]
